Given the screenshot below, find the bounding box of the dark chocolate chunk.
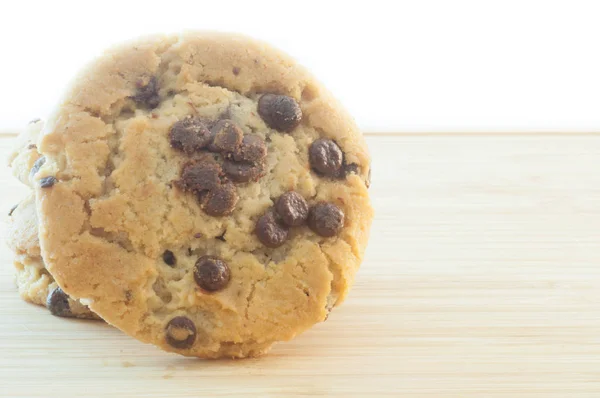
[133,76,160,108]
[210,119,243,154]
[40,176,57,188]
[8,204,18,217]
[165,316,197,349]
[222,160,264,183]
[257,94,302,132]
[202,183,239,217]
[30,156,46,177]
[163,250,176,267]
[178,160,222,193]
[169,117,212,153]
[255,210,289,248]
[233,135,267,162]
[308,202,345,237]
[47,287,72,317]
[309,139,343,177]
[276,191,309,227]
[194,256,231,292]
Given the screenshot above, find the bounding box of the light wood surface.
[1,132,599,397]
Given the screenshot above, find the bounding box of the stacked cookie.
[4,32,373,358]
[7,120,99,319]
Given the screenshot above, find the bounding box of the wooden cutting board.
[1,132,599,397]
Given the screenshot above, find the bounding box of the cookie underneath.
[6,193,99,320]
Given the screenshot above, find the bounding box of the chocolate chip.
[309,139,343,177]
[178,160,222,193]
[169,117,211,153]
[133,76,160,108]
[257,94,302,132]
[276,191,309,227]
[308,202,345,237]
[8,204,18,217]
[202,183,239,217]
[166,316,197,349]
[222,160,264,183]
[215,233,226,242]
[163,250,176,267]
[30,156,46,177]
[40,176,57,188]
[210,119,243,154]
[194,256,231,292]
[233,135,267,162]
[47,287,72,317]
[255,210,289,248]
[344,163,360,176]
[338,163,365,181]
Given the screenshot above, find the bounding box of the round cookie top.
[35,32,372,358]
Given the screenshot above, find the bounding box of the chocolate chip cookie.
[7,119,44,187]
[6,123,99,319]
[34,32,373,358]
[6,193,99,319]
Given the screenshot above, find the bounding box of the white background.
[2,0,600,132]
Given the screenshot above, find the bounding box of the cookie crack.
[243,262,277,322]
[244,277,260,321]
[319,248,342,311]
